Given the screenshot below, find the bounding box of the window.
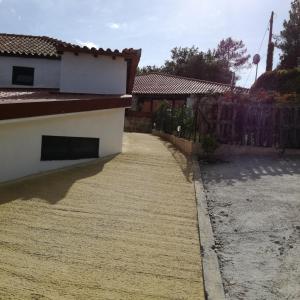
[12,66,34,86]
[41,135,99,161]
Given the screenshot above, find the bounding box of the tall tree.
[215,37,251,71]
[278,0,300,69]
[163,46,200,75]
[162,47,233,83]
[137,38,250,84]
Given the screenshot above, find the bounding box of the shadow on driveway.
[0,156,115,205]
[200,155,300,186]
[158,137,194,183]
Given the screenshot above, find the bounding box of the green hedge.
[251,68,300,94]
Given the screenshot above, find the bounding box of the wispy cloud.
[106,22,127,30]
[76,40,98,49]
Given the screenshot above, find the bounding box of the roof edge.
[135,72,249,92]
[0,96,132,121]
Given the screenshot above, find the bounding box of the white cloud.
[107,22,120,29]
[106,22,127,30]
[76,40,98,49]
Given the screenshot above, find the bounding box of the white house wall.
[186,94,198,108]
[60,52,127,94]
[0,108,125,183]
[0,56,61,88]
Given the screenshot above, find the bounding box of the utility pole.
[266,11,274,72]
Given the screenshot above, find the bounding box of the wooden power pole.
[266,11,275,72]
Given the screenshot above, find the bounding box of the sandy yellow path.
[0,133,204,300]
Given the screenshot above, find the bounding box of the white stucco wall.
[0,108,125,183]
[60,52,127,94]
[186,94,198,108]
[0,56,61,88]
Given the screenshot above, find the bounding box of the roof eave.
[0,52,61,60]
[0,96,132,121]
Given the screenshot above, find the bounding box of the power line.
[242,21,270,87]
[258,26,269,54]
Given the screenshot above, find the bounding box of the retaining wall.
[152,130,300,157]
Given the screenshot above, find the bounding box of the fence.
[194,97,300,149]
[154,97,300,149]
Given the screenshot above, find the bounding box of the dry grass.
[0,133,204,300]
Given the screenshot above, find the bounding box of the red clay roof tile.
[133,73,248,95]
[0,33,141,93]
[0,33,141,59]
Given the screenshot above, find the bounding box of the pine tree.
[278,0,300,68]
[215,37,251,71]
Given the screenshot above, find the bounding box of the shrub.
[154,102,195,139]
[251,68,300,94]
[201,134,219,156]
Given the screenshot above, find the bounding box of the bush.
[154,101,195,139]
[201,134,219,156]
[251,68,300,94]
[153,100,171,132]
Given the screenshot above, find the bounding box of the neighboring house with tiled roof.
[124,72,248,132]
[0,33,141,183]
[133,73,248,95]
[131,72,248,114]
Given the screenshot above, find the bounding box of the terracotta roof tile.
[0,33,63,58]
[0,33,141,59]
[133,73,249,95]
[0,33,141,93]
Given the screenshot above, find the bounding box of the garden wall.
[153,130,300,157]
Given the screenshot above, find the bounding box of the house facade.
[0,33,141,183]
[132,73,249,114]
[125,73,248,132]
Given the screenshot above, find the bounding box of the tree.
[278,0,300,69]
[163,46,232,83]
[215,37,251,71]
[137,65,162,75]
[137,38,250,84]
[163,46,200,75]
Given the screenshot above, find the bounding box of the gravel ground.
[200,155,300,300]
[0,133,204,300]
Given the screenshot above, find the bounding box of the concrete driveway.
[0,133,204,300]
[200,155,300,300]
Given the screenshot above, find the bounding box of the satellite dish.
[253,54,261,65]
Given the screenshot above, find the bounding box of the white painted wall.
[60,52,127,94]
[186,94,198,108]
[0,56,61,88]
[0,108,125,183]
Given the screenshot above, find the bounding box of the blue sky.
[0,0,291,87]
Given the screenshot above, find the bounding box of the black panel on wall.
[12,66,34,86]
[41,135,99,161]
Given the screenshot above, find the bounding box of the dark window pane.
[41,135,99,161]
[12,66,34,86]
[70,137,100,159]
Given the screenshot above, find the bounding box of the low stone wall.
[153,130,300,157]
[152,130,201,156]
